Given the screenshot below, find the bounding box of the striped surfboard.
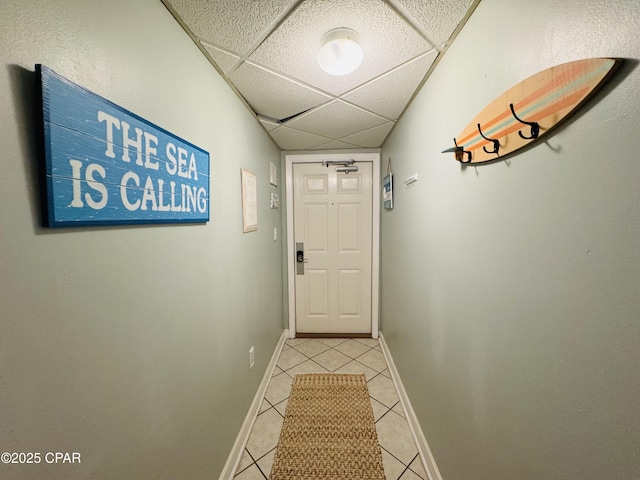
[443,58,621,164]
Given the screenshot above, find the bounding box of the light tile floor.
[233,337,427,480]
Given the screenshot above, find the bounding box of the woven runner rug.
[269,373,386,480]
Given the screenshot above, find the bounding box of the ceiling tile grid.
[201,43,239,75]
[286,100,389,139]
[166,0,296,53]
[163,0,479,150]
[340,122,395,148]
[391,0,477,47]
[248,0,434,97]
[342,50,439,120]
[309,139,362,150]
[269,125,332,150]
[259,117,282,132]
[229,61,332,121]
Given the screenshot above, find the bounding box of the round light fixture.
[317,28,363,76]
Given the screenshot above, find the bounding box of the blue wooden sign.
[38,64,210,227]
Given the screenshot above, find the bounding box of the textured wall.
[0,1,282,478]
[380,0,640,479]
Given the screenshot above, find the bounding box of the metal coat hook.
[477,123,500,155]
[452,138,471,163]
[509,103,540,140]
[442,138,472,163]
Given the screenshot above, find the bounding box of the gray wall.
[380,0,640,479]
[0,1,283,479]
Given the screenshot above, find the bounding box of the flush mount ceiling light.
[317,28,363,76]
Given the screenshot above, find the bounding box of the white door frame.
[285,152,380,339]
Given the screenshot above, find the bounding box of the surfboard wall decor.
[442,58,622,165]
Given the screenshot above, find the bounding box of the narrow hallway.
[233,337,428,480]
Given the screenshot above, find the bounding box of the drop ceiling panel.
[393,0,476,47]
[340,122,395,148]
[343,50,438,120]
[166,0,295,53]
[259,118,280,132]
[202,43,239,74]
[249,0,433,96]
[286,100,388,139]
[309,139,361,150]
[161,0,480,150]
[270,126,331,150]
[229,62,332,120]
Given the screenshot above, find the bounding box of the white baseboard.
[218,329,288,480]
[379,333,443,480]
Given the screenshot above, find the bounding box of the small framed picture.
[241,168,257,233]
[383,173,393,210]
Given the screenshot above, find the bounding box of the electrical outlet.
[249,346,255,370]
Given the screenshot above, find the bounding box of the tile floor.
[233,337,428,480]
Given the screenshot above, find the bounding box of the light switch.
[273,226,278,241]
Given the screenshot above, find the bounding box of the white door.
[293,161,373,334]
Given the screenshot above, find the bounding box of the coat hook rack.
[477,123,500,155]
[440,58,621,165]
[509,103,540,140]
